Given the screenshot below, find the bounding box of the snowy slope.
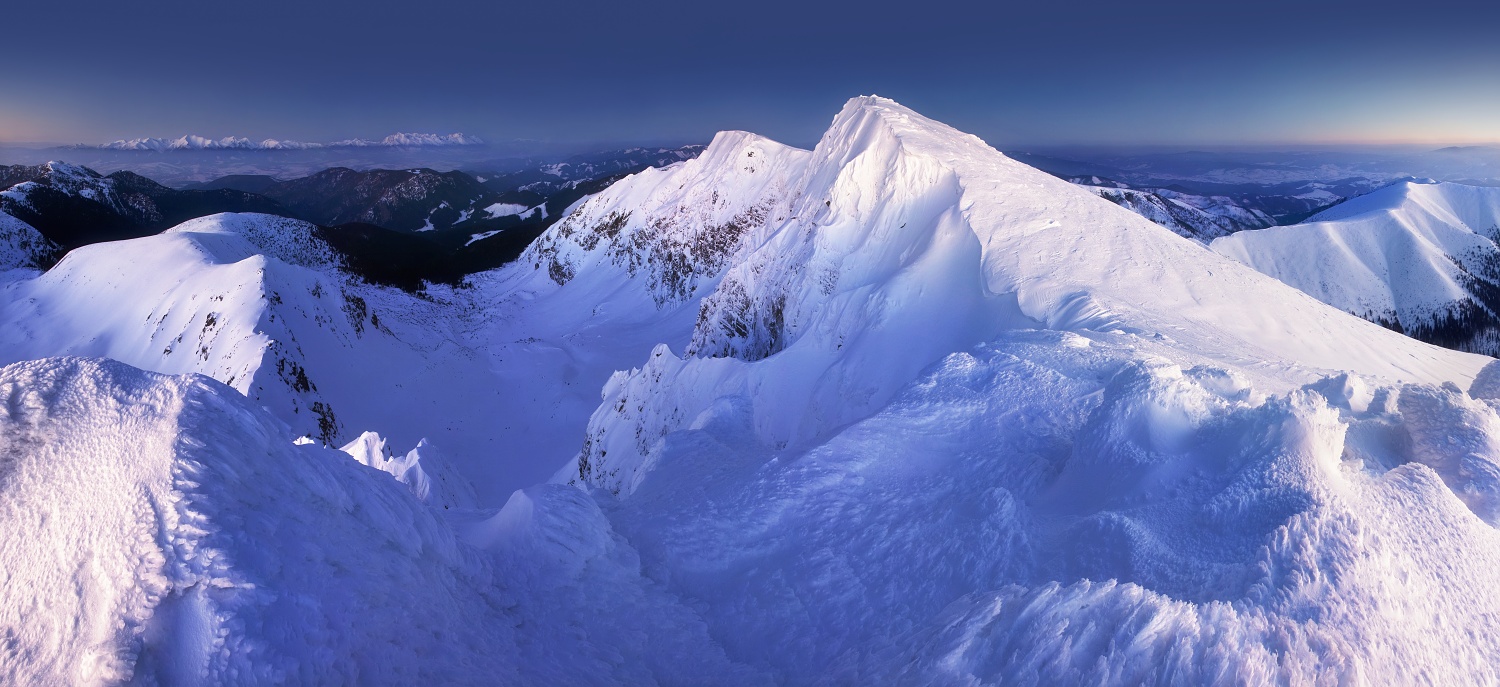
[0,357,758,685]
[450,131,814,495]
[523,97,1500,682]
[572,97,1485,496]
[0,213,530,499]
[1212,181,1500,355]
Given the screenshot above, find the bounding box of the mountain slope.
[570,98,1482,495]
[0,211,56,270]
[1212,181,1500,355]
[511,96,1500,682]
[0,213,508,483]
[0,357,757,685]
[253,167,488,232]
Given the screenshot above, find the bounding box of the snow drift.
[0,357,760,685]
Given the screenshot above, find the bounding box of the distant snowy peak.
[361,132,484,147]
[90,132,485,151]
[1212,180,1500,356]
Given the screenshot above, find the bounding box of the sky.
[1,0,1498,149]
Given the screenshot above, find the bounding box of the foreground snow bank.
[0,358,759,685]
[604,331,1500,684]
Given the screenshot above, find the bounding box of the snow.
[338,432,477,510]
[570,97,1485,496]
[95,133,484,151]
[1211,181,1500,342]
[482,202,528,218]
[0,357,753,685]
[465,229,502,246]
[3,97,1500,683]
[1079,182,1275,241]
[0,213,533,503]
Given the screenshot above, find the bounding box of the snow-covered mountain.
[1070,176,1278,240]
[506,97,1500,682]
[90,132,485,151]
[1213,181,1500,356]
[5,97,1500,684]
[0,213,509,474]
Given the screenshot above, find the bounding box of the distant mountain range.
[0,161,285,251]
[75,132,485,151]
[0,145,709,287]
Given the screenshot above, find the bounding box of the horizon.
[3,117,1498,158]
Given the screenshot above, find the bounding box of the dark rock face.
[254,168,489,232]
[0,163,286,252]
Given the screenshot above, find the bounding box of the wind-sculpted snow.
[0,358,758,685]
[339,431,477,510]
[1213,181,1500,356]
[529,96,1500,683]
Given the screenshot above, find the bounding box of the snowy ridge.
[517,129,810,308]
[0,213,504,470]
[1212,181,1500,355]
[510,96,1500,683]
[573,96,1484,496]
[0,162,132,216]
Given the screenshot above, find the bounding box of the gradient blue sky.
[2,0,1498,148]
